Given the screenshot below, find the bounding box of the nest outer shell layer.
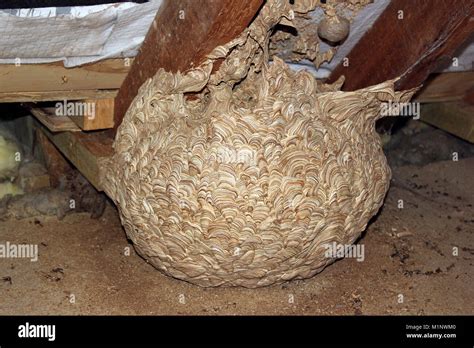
[100,0,417,287]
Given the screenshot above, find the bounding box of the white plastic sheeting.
[0,1,163,67]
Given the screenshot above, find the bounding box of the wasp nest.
[269,0,372,68]
[101,0,416,287]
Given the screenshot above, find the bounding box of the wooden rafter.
[327,0,474,91]
[415,72,474,103]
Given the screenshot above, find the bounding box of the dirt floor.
[0,152,472,315]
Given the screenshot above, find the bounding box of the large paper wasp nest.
[101,0,416,287]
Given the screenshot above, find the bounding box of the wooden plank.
[0,89,118,103]
[69,98,115,131]
[0,59,131,93]
[463,86,474,104]
[113,0,264,132]
[40,128,114,191]
[416,72,474,103]
[0,58,129,103]
[421,101,474,143]
[27,105,82,132]
[327,0,474,91]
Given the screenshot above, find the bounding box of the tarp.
[0,1,163,67]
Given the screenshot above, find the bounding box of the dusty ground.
[0,152,472,315]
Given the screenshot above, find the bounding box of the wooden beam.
[415,72,474,103]
[40,128,114,191]
[421,101,474,143]
[0,59,130,102]
[69,98,115,131]
[113,0,264,132]
[35,128,77,189]
[27,101,115,133]
[327,0,474,91]
[0,89,118,103]
[27,105,81,132]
